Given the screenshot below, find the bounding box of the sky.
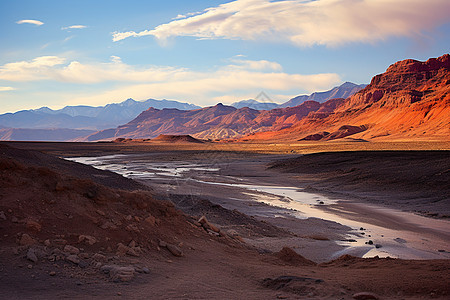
[0,0,449,114]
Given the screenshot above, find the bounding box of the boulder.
[63,245,80,255]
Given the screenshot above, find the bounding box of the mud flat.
[67,150,450,262]
[2,141,450,299]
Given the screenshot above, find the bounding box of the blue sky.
[1,0,449,114]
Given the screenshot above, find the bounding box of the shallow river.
[67,154,450,260]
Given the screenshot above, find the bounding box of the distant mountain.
[280,82,366,108]
[242,54,450,142]
[231,99,279,110]
[80,101,322,141]
[0,110,101,130]
[33,98,200,120]
[0,128,95,141]
[0,98,200,131]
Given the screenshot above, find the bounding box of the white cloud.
[0,86,16,92]
[0,56,66,81]
[0,55,340,107]
[66,67,340,107]
[62,25,87,30]
[112,0,450,47]
[16,19,44,26]
[227,58,282,71]
[0,56,185,83]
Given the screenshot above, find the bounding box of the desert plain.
[0,139,449,299]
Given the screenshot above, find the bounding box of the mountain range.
[80,100,324,141]
[279,82,366,108]
[244,54,450,142]
[0,83,364,141]
[82,54,449,142]
[1,55,448,142]
[0,98,200,141]
[229,82,365,110]
[0,98,200,131]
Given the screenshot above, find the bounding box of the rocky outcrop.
[245,54,450,142]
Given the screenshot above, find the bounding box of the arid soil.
[1,141,450,299]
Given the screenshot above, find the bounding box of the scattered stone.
[79,253,90,259]
[110,266,135,282]
[27,264,33,269]
[226,229,239,237]
[66,255,80,265]
[92,253,106,262]
[100,264,116,274]
[0,211,6,220]
[352,292,379,299]
[366,240,373,245]
[19,234,37,246]
[145,215,156,226]
[166,244,183,257]
[64,245,80,255]
[25,220,42,232]
[128,240,136,248]
[52,238,67,246]
[142,267,150,274]
[116,243,129,256]
[159,240,167,248]
[49,271,56,276]
[375,244,382,249]
[438,249,446,253]
[198,216,220,233]
[360,227,365,230]
[44,239,51,247]
[76,281,83,286]
[127,247,140,257]
[78,260,89,269]
[27,248,38,263]
[11,216,19,223]
[394,238,407,244]
[96,209,106,216]
[318,201,324,205]
[78,235,97,245]
[100,221,117,230]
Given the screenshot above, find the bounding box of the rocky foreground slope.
[1,143,449,299]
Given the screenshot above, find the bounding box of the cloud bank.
[112,0,450,47]
[16,19,44,26]
[0,55,340,106]
[0,87,16,92]
[62,25,87,30]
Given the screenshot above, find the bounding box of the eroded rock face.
[247,54,450,142]
[339,54,450,111]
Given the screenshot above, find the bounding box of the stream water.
[67,154,450,260]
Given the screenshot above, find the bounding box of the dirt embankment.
[269,150,450,218]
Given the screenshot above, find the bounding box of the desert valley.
[1,1,450,299]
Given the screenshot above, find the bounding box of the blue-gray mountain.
[280,82,366,108]
[230,99,279,110]
[0,98,200,131]
[230,82,365,110]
